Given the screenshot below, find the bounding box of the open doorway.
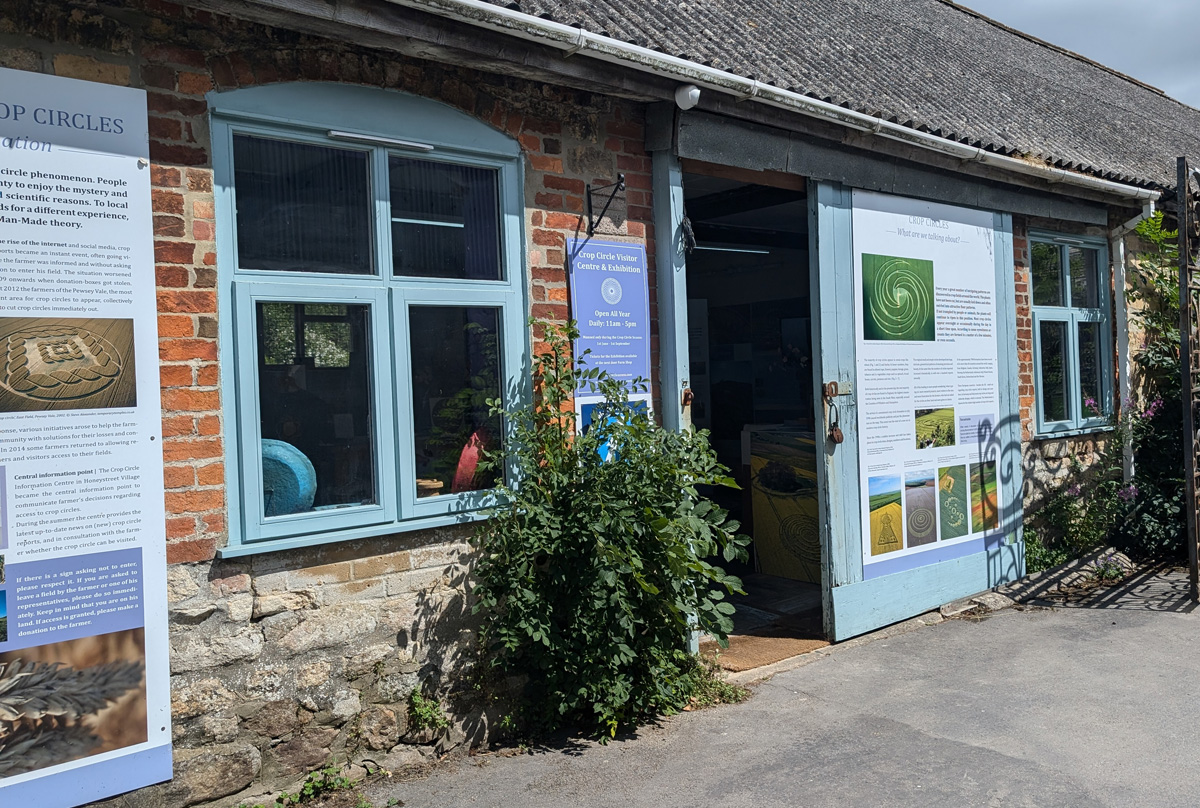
[682,165,825,667]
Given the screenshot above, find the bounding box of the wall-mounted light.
[675,84,701,111]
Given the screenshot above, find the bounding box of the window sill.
[1033,423,1114,441]
[215,509,487,558]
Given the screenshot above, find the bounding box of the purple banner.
[568,239,651,388]
[1,548,143,652]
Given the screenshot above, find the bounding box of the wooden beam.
[180,0,677,103]
[680,158,808,191]
[685,185,806,221]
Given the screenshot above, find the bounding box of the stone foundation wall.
[1,1,658,805]
[156,527,479,807]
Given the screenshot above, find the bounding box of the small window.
[1030,235,1111,435]
[409,305,503,498]
[256,301,376,515]
[390,157,501,280]
[233,134,374,275]
[1031,242,1062,306]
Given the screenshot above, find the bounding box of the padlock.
[681,387,695,406]
[828,400,844,444]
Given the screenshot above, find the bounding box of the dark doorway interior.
[682,169,825,657]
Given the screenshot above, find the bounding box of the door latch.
[827,400,844,444]
[824,380,845,444]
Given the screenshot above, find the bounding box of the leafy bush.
[472,321,749,738]
[1117,212,1186,557]
[1023,525,1070,574]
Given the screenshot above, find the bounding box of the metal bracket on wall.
[585,173,626,236]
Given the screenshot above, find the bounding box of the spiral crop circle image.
[862,253,937,341]
[907,506,934,536]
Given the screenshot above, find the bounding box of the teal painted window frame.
[210,86,528,556]
[1028,231,1112,437]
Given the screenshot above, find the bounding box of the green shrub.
[1117,212,1186,558]
[1023,526,1070,574]
[472,321,749,738]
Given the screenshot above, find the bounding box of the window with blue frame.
[1029,233,1111,435]
[211,87,526,550]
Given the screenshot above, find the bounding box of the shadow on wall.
[975,413,1026,589]
[1020,433,1108,516]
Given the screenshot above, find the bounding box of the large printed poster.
[852,191,1002,579]
[0,68,171,805]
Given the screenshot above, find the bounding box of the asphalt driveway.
[374,566,1199,808]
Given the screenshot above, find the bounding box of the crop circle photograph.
[861,253,937,342]
[0,318,136,413]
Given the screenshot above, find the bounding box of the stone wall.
[1,1,658,805]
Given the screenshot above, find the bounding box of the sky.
[959,0,1200,108]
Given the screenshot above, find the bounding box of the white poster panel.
[851,190,1002,580]
[0,68,171,804]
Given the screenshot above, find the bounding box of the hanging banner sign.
[0,67,171,806]
[567,238,652,388]
[851,190,1005,580]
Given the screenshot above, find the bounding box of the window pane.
[390,157,501,280]
[1039,320,1070,423]
[234,134,373,275]
[409,306,502,497]
[257,301,376,515]
[1031,243,1063,306]
[1079,321,1101,415]
[1070,247,1101,308]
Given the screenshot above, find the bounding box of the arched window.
[210,84,526,553]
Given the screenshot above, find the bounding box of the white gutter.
[390,0,1161,203]
[1110,201,1156,480]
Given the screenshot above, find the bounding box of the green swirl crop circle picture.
[862,253,936,341]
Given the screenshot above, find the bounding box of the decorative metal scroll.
[1177,156,1200,601]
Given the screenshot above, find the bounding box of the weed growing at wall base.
[471,321,750,739]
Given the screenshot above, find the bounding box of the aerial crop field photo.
[868,475,903,556]
[915,407,956,449]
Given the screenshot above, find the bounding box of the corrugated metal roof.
[481,0,1199,189]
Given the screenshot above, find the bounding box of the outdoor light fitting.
[675,83,701,110]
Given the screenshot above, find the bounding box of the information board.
[0,67,171,805]
[568,238,651,388]
[851,190,1003,579]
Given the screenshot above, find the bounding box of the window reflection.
[234,135,373,275]
[257,302,376,515]
[1039,320,1070,423]
[1078,321,1100,413]
[390,157,501,280]
[1031,242,1063,307]
[409,307,502,497]
[1070,247,1100,309]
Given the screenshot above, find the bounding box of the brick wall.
[1,1,659,805]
